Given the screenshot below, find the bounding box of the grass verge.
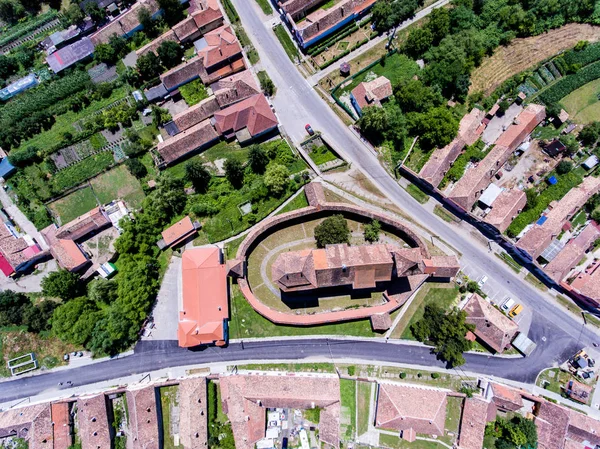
[495,252,522,273]
[433,205,460,223]
[525,273,548,292]
[274,24,299,62]
[406,183,428,204]
[357,381,371,436]
[255,0,273,14]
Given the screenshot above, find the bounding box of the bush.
[431,372,440,379]
[347,366,356,376]
[399,372,407,379]
[556,160,573,174]
[314,214,350,248]
[257,71,275,96]
[125,158,147,179]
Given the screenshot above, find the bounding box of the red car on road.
[305,124,314,135]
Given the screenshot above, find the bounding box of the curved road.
[0,335,580,403]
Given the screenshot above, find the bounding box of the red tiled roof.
[55,207,110,241]
[489,382,524,411]
[172,96,221,132]
[127,386,160,449]
[51,403,71,449]
[422,255,460,277]
[463,294,518,353]
[178,378,208,449]
[0,404,53,449]
[196,25,242,70]
[458,398,496,449]
[351,76,392,110]
[211,70,261,108]
[178,247,229,347]
[160,56,203,91]
[41,224,89,272]
[483,188,527,233]
[213,94,278,138]
[192,0,223,28]
[161,216,196,247]
[535,401,570,449]
[136,29,178,57]
[173,17,201,42]
[157,119,219,166]
[77,394,111,449]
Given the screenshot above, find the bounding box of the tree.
[358,101,406,146]
[185,159,211,192]
[579,122,600,147]
[248,145,269,174]
[371,0,419,32]
[498,99,510,115]
[556,160,573,175]
[62,3,84,26]
[394,79,443,114]
[364,220,381,243]
[151,106,171,127]
[426,6,450,44]
[157,40,183,68]
[264,163,289,196]
[137,6,155,35]
[258,72,275,96]
[0,54,18,80]
[0,0,25,24]
[23,300,56,333]
[314,215,350,248]
[0,290,30,327]
[125,158,148,179]
[136,52,163,80]
[41,270,81,300]
[88,278,118,304]
[403,27,434,58]
[157,0,183,23]
[559,134,579,156]
[94,43,116,64]
[224,158,244,188]
[52,297,102,346]
[407,107,459,150]
[108,34,128,59]
[84,1,106,23]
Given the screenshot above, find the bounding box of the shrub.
[125,158,147,179]
[431,372,440,379]
[314,214,350,248]
[347,366,356,376]
[556,160,573,174]
[399,372,407,379]
[540,60,600,105]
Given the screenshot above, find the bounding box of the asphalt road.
[0,337,581,403]
[232,0,600,351]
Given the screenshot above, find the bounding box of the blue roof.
[547,176,558,185]
[537,216,548,225]
[0,158,16,179]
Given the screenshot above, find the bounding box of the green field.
[561,78,600,124]
[274,24,299,61]
[90,165,146,209]
[277,191,309,214]
[48,187,98,224]
[357,381,372,436]
[340,379,356,439]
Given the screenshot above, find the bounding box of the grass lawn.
[443,397,463,445]
[254,0,273,14]
[404,143,431,174]
[309,145,339,166]
[495,252,522,273]
[390,284,460,340]
[159,385,181,449]
[48,187,98,224]
[338,54,420,97]
[90,164,145,209]
[229,282,392,338]
[247,49,260,65]
[179,79,209,106]
[340,379,356,439]
[433,205,460,223]
[525,273,548,292]
[277,190,309,214]
[13,86,129,154]
[406,183,429,204]
[357,381,372,436]
[239,362,336,373]
[274,24,299,62]
[379,434,446,449]
[561,78,600,124]
[536,367,587,397]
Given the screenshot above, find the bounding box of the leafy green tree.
[41,270,81,300]
[450,5,480,32]
[94,43,116,64]
[556,160,573,175]
[364,220,381,243]
[125,158,148,179]
[62,3,84,25]
[358,102,406,146]
[314,215,350,248]
[185,159,211,192]
[151,106,172,127]
[23,300,56,333]
[84,1,106,23]
[0,0,25,24]
[137,6,155,35]
[108,34,128,59]
[136,52,163,80]
[498,99,510,115]
[0,54,18,79]
[88,310,135,355]
[426,6,450,44]
[264,163,289,196]
[403,27,434,58]
[224,158,244,188]
[579,122,600,147]
[0,290,30,326]
[559,134,579,156]
[157,0,183,23]
[157,40,183,68]
[394,79,444,113]
[248,144,269,174]
[371,0,419,32]
[259,73,275,96]
[51,297,101,346]
[407,107,459,150]
[88,278,118,304]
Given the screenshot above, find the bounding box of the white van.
[478,275,488,287]
[502,298,515,311]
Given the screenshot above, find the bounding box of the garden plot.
[48,186,99,224]
[561,78,600,124]
[90,165,145,210]
[50,134,109,170]
[311,24,374,68]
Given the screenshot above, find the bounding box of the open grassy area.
[90,164,146,209]
[179,79,209,106]
[443,397,463,446]
[560,78,600,123]
[357,381,372,436]
[274,24,299,62]
[379,434,446,449]
[390,284,460,340]
[433,205,460,223]
[341,379,356,439]
[525,273,549,292]
[406,183,429,204]
[48,187,98,224]
[469,23,600,95]
[229,282,395,338]
[309,145,339,166]
[536,367,593,401]
[238,362,336,373]
[277,190,309,214]
[159,385,181,449]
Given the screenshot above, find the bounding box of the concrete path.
[0,184,48,250]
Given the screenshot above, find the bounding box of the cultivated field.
[470,24,600,95]
[560,78,600,123]
[48,186,98,224]
[90,165,145,209]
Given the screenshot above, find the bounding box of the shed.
[479,183,503,208]
[0,158,16,179]
[97,262,117,278]
[583,155,599,170]
[511,332,536,356]
[145,83,168,102]
[543,140,566,158]
[547,176,558,185]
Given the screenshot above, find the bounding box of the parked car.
[509,304,523,318]
[502,298,515,311]
[478,275,488,288]
[305,124,314,136]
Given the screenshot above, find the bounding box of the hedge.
[506,171,583,237]
[221,0,239,23]
[539,60,600,105]
[308,24,359,56]
[319,49,351,69]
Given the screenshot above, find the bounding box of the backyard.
[560,78,600,123]
[357,381,372,436]
[159,385,181,449]
[89,165,145,209]
[48,187,99,224]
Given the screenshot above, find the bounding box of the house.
[178,246,229,347]
[211,70,261,108]
[563,260,600,307]
[375,383,447,436]
[157,216,199,249]
[543,139,566,158]
[557,109,570,125]
[544,222,600,283]
[194,25,245,85]
[0,217,44,276]
[213,94,278,143]
[160,56,205,91]
[41,225,89,272]
[127,386,160,449]
[483,188,527,233]
[191,0,224,35]
[287,0,377,48]
[0,73,39,101]
[46,37,95,73]
[0,403,53,449]
[220,374,341,449]
[565,379,592,404]
[448,104,545,211]
[41,25,81,52]
[350,76,392,116]
[51,403,72,449]
[169,96,221,135]
[55,207,111,241]
[89,0,161,45]
[463,294,519,353]
[422,256,461,278]
[173,16,202,43]
[178,377,209,449]
[155,119,220,167]
[517,176,600,261]
[534,400,600,449]
[419,108,485,188]
[485,382,524,412]
[135,29,178,57]
[77,394,112,449]
[457,398,496,449]
[278,0,324,20]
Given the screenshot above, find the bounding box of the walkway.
[0,184,48,250]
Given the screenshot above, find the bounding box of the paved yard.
[482,103,523,145]
[144,255,181,341]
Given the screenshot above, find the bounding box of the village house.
[350,76,392,117]
[77,394,112,449]
[0,215,44,276]
[135,29,178,57]
[195,25,246,85]
[448,104,546,211]
[155,119,220,167]
[178,246,229,347]
[0,403,53,449]
[126,386,160,449]
[167,96,221,135]
[375,382,447,438]
[211,70,261,108]
[213,93,279,143]
[157,216,200,249]
[51,403,72,449]
[46,38,95,73]
[190,0,224,36]
[482,188,527,233]
[462,294,519,353]
[178,377,209,449]
[457,397,496,449]
[90,0,161,45]
[564,379,593,404]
